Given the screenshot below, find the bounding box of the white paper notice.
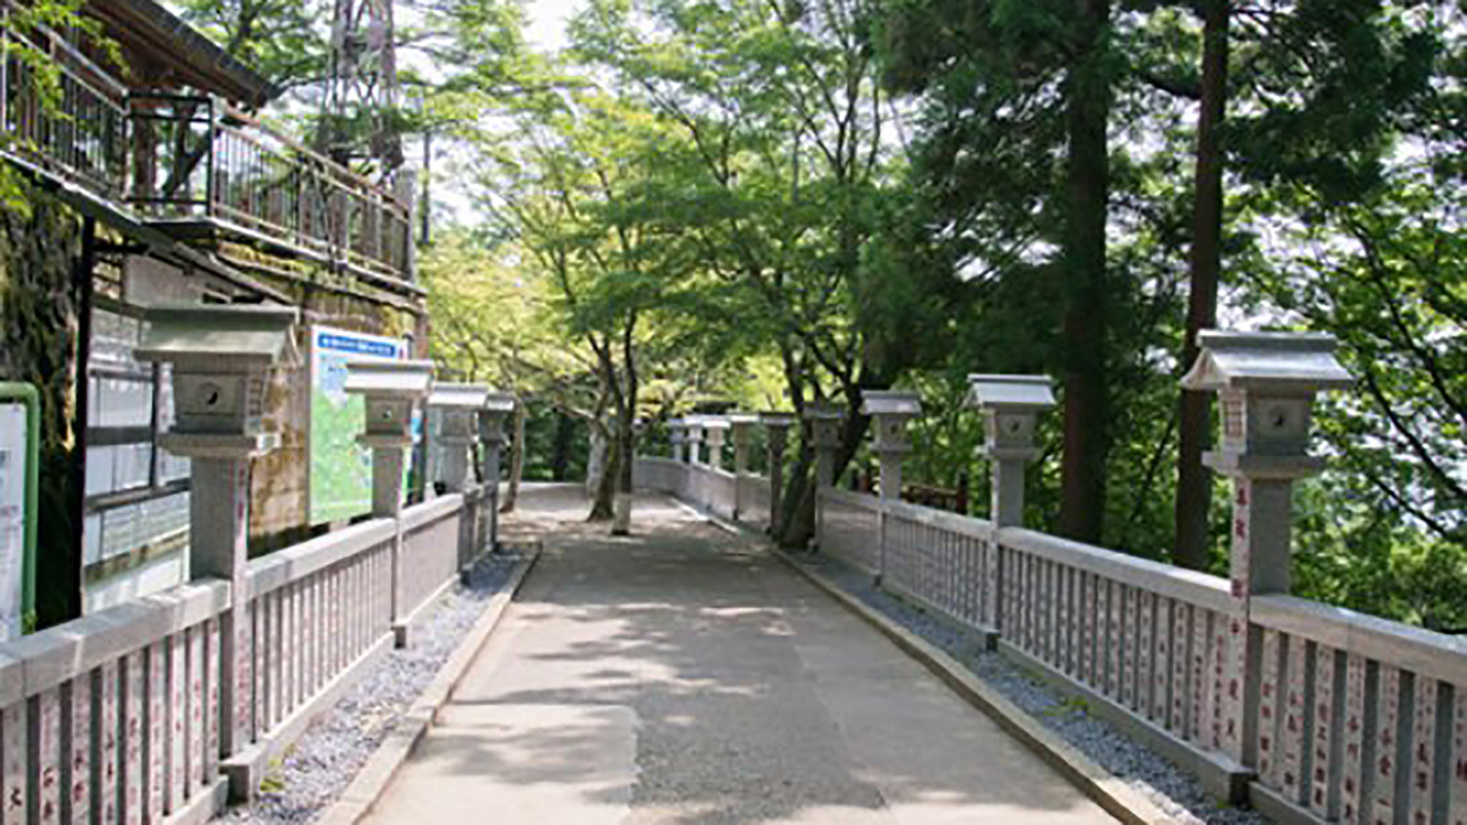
[0,403,26,640]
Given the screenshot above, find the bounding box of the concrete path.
[364,488,1116,824]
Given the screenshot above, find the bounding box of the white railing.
[0,488,490,823]
[818,489,880,575]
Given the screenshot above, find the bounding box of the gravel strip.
[793,551,1268,825]
[220,552,525,825]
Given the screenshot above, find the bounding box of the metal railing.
[0,7,414,286]
[1,6,130,200]
[130,96,413,285]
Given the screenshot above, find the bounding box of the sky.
[523,0,585,51]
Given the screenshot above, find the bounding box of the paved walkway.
[365,487,1115,824]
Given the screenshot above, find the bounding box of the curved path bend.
[364,487,1116,824]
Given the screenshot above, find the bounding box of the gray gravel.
[219,552,525,824]
[793,550,1269,825]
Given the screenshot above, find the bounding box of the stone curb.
[770,548,1176,825]
[313,547,543,825]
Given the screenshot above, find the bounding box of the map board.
[308,327,409,525]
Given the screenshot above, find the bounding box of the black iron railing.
[0,7,414,286]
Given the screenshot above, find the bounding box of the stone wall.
[0,187,84,626]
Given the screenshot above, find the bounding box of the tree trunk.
[1173,0,1230,571]
[500,399,526,514]
[774,407,870,550]
[1058,0,1113,545]
[587,426,616,520]
[612,416,634,535]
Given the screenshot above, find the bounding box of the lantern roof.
[344,359,434,398]
[1181,331,1353,393]
[860,389,922,418]
[428,383,490,409]
[966,375,1056,411]
[135,303,298,367]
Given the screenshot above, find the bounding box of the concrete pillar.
[1181,330,1352,768]
[762,414,794,536]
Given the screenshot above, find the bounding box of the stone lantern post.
[804,402,845,489]
[1181,330,1352,763]
[804,402,845,550]
[703,417,730,471]
[861,390,922,584]
[427,383,489,493]
[729,413,758,521]
[135,303,298,787]
[968,375,1055,632]
[967,375,1056,528]
[685,417,705,466]
[427,383,489,578]
[761,413,796,537]
[345,359,434,646]
[478,391,515,554]
[669,418,688,463]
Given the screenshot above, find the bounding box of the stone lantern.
[729,413,759,520]
[860,390,921,502]
[427,383,489,493]
[1181,329,1352,764]
[685,417,706,465]
[1181,331,1352,597]
[669,418,688,463]
[346,359,433,647]
[967,375,1056,528]
[703,417,731,471]
[479,392,515,553]
[345,360,434,517]
[761,413,796,535]
[803,402,845,489]
[134,303,298,769]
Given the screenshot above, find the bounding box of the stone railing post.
[345,359,434,648]
[803,402,845,550]
[861,390,921,585]
[729,414,757,520]
[479,392,514,556]
[1181,330,1352,766]
[134,304,298,800]
[762,413,795,537]
[968,375,1055,630]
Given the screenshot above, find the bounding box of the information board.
[308,327,409,525]
[0,402,29,640]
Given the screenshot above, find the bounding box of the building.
[0,0,425,627]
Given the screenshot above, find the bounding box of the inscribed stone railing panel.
[244,518,395,743]
[399,495,464,621]
[0,580,230,824]
[742,476,772,531]
[995,529,1235,759]
[1250,595,1467,824]
[881,500,993,630]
